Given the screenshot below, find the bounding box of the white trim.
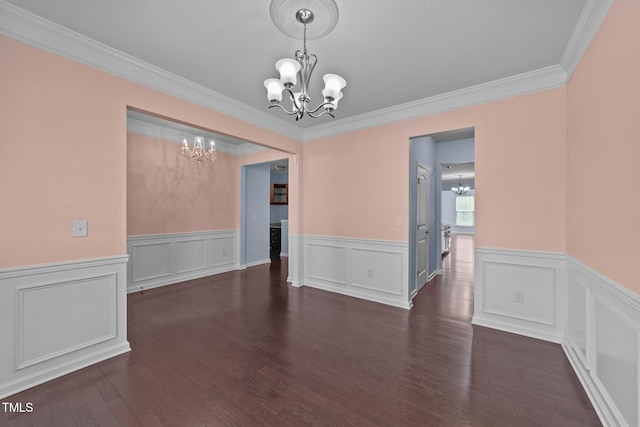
[300,235,410,309]
[0,343,130,400]
[563,255,640,427]
[0,255,130,400]
[0,255,129,278]
[0,0,611,142]
[127,118,265,156]
[127,230,240,293]
[303,65,567,141]
[288,234,304,287]
[560,0,615,79]
[300,234,407,248]
[245,259,271,268]
[15,273,118,370]
[472,247,566,343]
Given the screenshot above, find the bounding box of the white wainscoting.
[0,256,130,399]
[300,235,410,309]
[127,230,239,292]
[472,247,566,343]
[563,256,640,427]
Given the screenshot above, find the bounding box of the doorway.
[125,108,295,290]
[408,128,475,301]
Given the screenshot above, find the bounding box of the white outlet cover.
[73,220,88,237]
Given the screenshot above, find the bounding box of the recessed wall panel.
[594,298,638,427]
[210,236,236,267]
[483,262,555,325]
[18,275,117,369]
[131,242,171,282]
[306,244,347,285]
[176,239,207,274]
[351,248,403,296]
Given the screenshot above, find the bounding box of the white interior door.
[416,164,430,290]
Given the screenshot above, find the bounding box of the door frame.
[416,162,430,293]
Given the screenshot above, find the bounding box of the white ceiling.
[443,162,475,183]
[4,0,588,130]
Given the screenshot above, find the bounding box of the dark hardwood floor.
[1,234,601,426]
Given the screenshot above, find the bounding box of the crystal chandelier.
[182,136,217,164]
[452,175,470,195]
[264,6,346,121]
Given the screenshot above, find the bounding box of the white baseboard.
[563,256,640,427]
[472,247,566,343]
[0,343,130,400]
[127,230,239,293]
[0,256,130,399]
[244,258,271,268]
[300,235,410,309]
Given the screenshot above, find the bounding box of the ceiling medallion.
[264,0,345,121]
[269,0,339,40]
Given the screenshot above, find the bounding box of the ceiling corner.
[560,0,615,81]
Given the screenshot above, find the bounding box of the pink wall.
[127,133,240,235]
[0,35,301,269]
[5,8,636,296]
[566,1,640,293]
[303,88,568,252]
[126,135,295,237]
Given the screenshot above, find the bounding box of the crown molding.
[126,118,265,155]
[303,0,612,142]
[0,0,303,142]
[1,0,612,144]
[560,0,614,79]
[303,65,567,141]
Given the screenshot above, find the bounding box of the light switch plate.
[73,220,88,237]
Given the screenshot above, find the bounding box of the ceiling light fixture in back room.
[452,175,470,196]
[182,136,217,165]
[264,0,346,121]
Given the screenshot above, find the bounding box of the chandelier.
[264,3,346,121]
[182,136,217,164]
[451,175,470,195]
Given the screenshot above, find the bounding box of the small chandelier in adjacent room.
[182,136,217,164]
[264,0,346,121]
[452,175,470,195]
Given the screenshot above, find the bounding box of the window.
[456,196,474,227]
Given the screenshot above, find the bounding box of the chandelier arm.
[269,103,299,116]
[307,100,337,115]
[307,109,335,119]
